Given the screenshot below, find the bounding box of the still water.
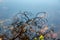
[0,0,60,37]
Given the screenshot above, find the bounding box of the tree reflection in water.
[0,11,58,40]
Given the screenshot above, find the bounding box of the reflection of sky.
[0,0,60,31]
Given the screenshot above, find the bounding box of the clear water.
[0,0,60,38]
